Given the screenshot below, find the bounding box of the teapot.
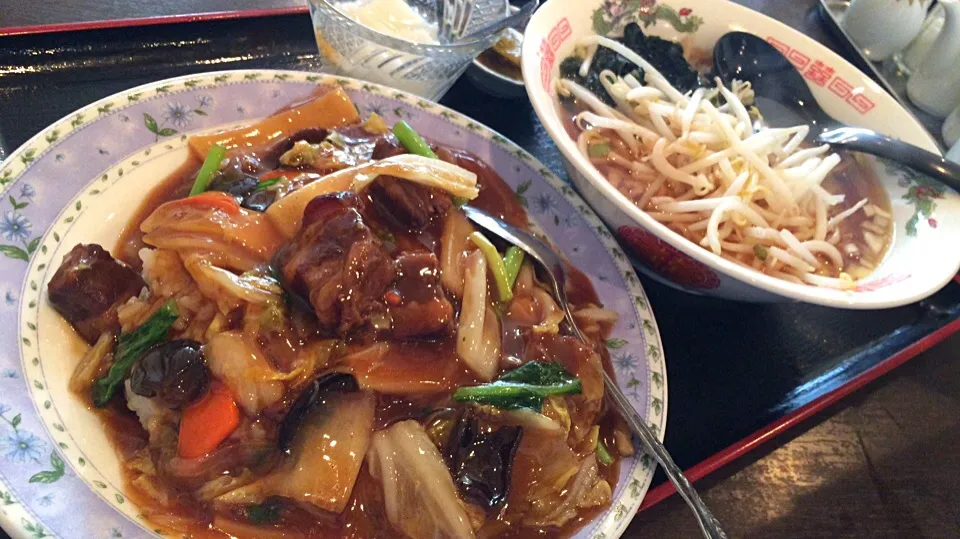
[907,0,960,117]
[841,0,933,61]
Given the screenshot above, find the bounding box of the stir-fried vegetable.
[217,391,376,514]
[142,196,283,272]
[456,251,500,382]
[439,209,475,298]
[453,361,582,411]
[205,332,285,416]
[178,381,240,458]
[393,120,438,159]
[245,499,282,524]
[503,246,525,289]
[188,144,227,196]
[70,331,115,394]
[128,339,209,408]
[173,191,240,215]
[266,154,479,237]
[469,232,514,302]
[92,300,179,407]
[393,120,470,207]
[596,438,613,466]
[446,412,522,509]
[366,420,476,539]
[187,86,360,157]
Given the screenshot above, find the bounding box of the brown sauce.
[96,120,625,538]
[476,49,523,82]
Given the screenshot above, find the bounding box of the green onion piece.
[91,299,179,407]
[753,244,768,261]
[253,178,282,193]
[469,232,514,303]
[452,196,470,208]
[188,144,227,196]
[587,142,611,158]
[503,246,524,289]
[392,120,438,159]
[596,438,614,466]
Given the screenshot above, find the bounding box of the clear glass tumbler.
[308,0,506,100]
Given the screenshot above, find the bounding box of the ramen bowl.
[522,0,960,308]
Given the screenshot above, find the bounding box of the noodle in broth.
[557,30,893,289]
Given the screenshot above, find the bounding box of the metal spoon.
[712,31,960,192]
[462,205,727,539]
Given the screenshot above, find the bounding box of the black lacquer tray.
[1,11,958,523]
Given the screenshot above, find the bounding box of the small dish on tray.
[522,0,960,308]
[466,27,527,98]
[0,70,665,538]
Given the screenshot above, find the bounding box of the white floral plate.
[0,70,666,539]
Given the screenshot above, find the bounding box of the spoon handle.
[601,373,728,539]
[817,127,960,192]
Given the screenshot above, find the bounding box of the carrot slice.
[178,382,241,458]
[174,191,241,215]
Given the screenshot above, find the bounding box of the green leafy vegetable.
[188,144,227,196]
[92,300,179,407]
[246,499,283,524]
[503,246,524,290]
[469,232,513,303]
[452,361,582,411]
[596,438,613,466]
[393,120,438,159]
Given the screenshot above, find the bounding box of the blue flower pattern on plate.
[0,212,31,243]
[18,184,35,201]
[614,351,636,372]
[162,101,194,129]
[532,192,558,215]
[1,430,44,464]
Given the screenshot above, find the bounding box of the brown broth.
[94,120,625,538]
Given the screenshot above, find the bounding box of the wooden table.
[3,1,959,538]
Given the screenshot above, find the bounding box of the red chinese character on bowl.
[803,60,835,86]
[617,226,721,290]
